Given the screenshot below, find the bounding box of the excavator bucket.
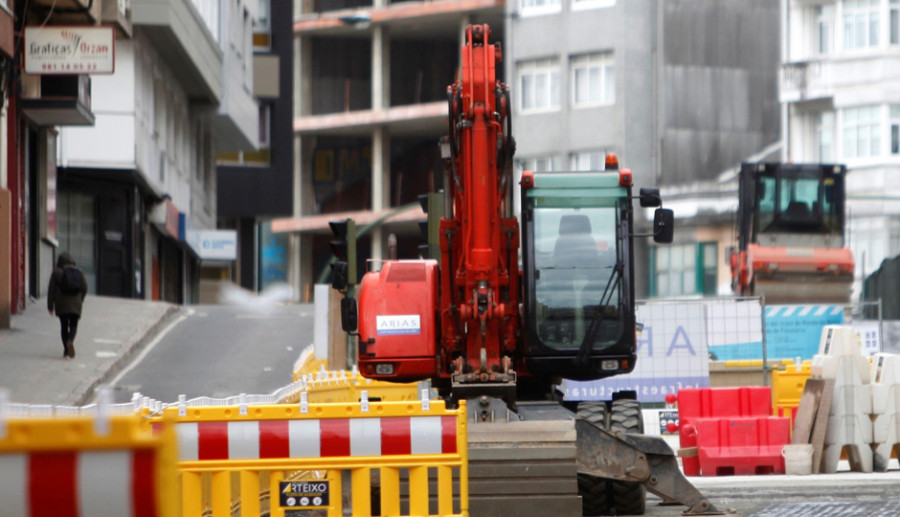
[575,418,722,515]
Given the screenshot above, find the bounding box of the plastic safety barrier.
[672,386,773,476]
[696,416,791,476]
[156,394,468,517]
[293,346,422,403]
[0,391,178,517]
[772,359,812,424]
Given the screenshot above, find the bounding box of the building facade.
[280,0,504,301]
[55,0,259,304]
[0,0,260,318]
[781,0,900,300]
[2,0,131,325]
[217,0,294,296]
[276,0,782,302]
[507,0,781,298]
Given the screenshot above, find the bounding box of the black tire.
[576,401,610,516]
[608,399,647,516]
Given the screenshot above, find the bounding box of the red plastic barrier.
[695,416,791,476]
[678,387,771,421]
[673,387,773,475]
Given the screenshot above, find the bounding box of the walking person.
[47,252,88,359]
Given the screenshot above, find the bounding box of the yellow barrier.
[0,407,178,517]
[293,346,421,403]
[160,398,468,517]
[771,359,812,420]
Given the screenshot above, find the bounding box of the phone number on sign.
[565,382,705,399]
[40,62,101,72]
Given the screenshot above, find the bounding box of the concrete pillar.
[370,126,390,261]
[370,26,391,261]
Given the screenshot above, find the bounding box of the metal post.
[760,295,768,387]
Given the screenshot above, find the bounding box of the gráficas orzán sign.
[24,26,115,75]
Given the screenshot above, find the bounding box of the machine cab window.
[531,205,623,352]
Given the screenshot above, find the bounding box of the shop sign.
[24,26,115,75]
[198,231,237,261]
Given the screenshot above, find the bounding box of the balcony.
[781,53,900,106]
[103,0,133,39]
[132,0,221,103]
[30,0,101,24]
[780,60,833,104]
[20,75,94,126]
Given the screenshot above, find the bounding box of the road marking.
[93,338,122,345]
[95,351,117,358]
[105,308,193,397]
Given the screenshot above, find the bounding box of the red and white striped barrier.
[0,450,159,517]
[176,415,457,461]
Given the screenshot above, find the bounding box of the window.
[254,0,271,51]
[891,105,900,155]
[192,0,220,42]
[570,150,607,171]
[892,0,900,44]
[842,106,881,158]
[651,242,718,297]
[518,59,560,112]
[571,52,615,107]
[818,5,835,55]
[532,207,621,350]
[520,0,561,16]
[518,156,561,173]
[259,104,271,147]
[818,112,835,161]
[572,0,614,11]
[842,0,880,50]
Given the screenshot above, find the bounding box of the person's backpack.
[58,266,85,295]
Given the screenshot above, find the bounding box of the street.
[101,300,900,516]
[108,302,314,403]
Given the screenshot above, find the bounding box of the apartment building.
[781,0,900,299]
[2,0,135,323]
[217,0,294,295]
[507,0,781,297]
[280,0,504,301]
[53,0,259,303]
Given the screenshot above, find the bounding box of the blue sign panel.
[764,305,843,360]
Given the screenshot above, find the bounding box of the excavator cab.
[521,168,672,382]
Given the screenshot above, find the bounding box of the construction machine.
[331,25,719,516]
[729,162,854,304]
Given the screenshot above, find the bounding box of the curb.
[68,305,183,406]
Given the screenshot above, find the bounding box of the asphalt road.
[109,302,314,403]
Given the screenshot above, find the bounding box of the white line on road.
[93,338,122,345]
[105,308,194,395]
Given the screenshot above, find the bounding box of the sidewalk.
[0,295,179,406]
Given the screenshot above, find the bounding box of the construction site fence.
[0,389,180,517]
[0,383,468,517]
[704,298,883,363]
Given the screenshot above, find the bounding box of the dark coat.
[47,252,87,316]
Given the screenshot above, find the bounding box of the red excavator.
[730,162,854,303]
[331,25,719,516]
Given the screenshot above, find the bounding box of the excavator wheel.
[576,401,610,516]
[607,399,647,515]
